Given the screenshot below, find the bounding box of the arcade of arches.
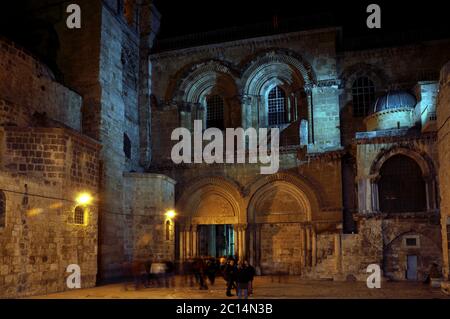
[174,175,337,276]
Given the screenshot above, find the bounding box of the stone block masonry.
[0,127,101,298]
[438,61,450,280]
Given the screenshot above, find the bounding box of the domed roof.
[373,90,417,113]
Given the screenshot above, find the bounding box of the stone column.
[424,176,437,211]
[300,226,306,268]
[306,226,312,267]
[255,224,262,274]
[241,95,252,130]
[370,177,380,213]
[257,95,265,129]
[334,233,342,273]
[235,226,240,258]
[293,92,299,122]
[193,103,204,128]
[191,225,198,257]
[239,224,247,260]
[305,87,314,144]
[185,225,192,258]
[248,224,255,266]
[312,227,317,266]
[287,95,292,123]
[179,226,185,261]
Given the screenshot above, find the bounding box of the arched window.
[74,206,85,225]
[206,95,225,130]
[268,86,287,126]
[0,191,5,228]
[352,77,375,117]
[378,155,426,213]
[165,220,171,241]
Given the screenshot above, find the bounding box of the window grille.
[74,206,85,225]
[352,77,375,117]
[206,95,225,130]
[268,86,287,126]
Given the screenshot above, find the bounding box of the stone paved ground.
[29,276,450,299]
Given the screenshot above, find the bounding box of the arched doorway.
[247,175,318,275]
[370,147,438,213]
[378,154,426,213]
[176,177,244,260]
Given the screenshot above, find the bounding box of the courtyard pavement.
[29,276,450,299]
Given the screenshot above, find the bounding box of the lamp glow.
[76,193,93,206]
[165,210,176,219]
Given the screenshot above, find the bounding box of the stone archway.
[370,146,438,213]
[176,177,244,259]
[246,173,320,275]
[240,50,313,131]
[167,60,240,130]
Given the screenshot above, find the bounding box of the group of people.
[123,256,256,299]
[182,256,256,299]
[123,259,176,290]
[223,258,256,299]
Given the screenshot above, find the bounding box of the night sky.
[153,0,449,39]
[0,0,448,52]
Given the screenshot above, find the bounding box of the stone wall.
[0,127,101,298]
[341,217,442,281]
[123,173,176,262]
[0,38,82,130]
[29,0,161,280]
[437,61,450,280]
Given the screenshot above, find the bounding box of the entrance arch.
[370,147,438,213]
[246,173,319,275]
[176,177,244,259]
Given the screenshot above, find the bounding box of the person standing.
[244,261,256,296]
[206,257,218,285]
[224,258,237,297]
[236,261,251,299]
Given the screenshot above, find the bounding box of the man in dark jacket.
[206,258,219,285]
[244,261,256,296]
[224,258,237,297]
[236,261,252,299]
[193,258,208,290]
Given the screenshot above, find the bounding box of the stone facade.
[150,24,450,281]
[24,0,162,280]
[2,0,450,298]
[437,62,450,282]
[0,38,102,297]
[123,173,176,262]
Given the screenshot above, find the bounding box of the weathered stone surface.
[437,61,450,280]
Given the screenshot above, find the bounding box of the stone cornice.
[151,27,340,60]
[340,38,450,58]
[303,149,346,161]
[123,172,177,185]
[355,131,437,145]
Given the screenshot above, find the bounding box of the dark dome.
[373,90,417,113]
